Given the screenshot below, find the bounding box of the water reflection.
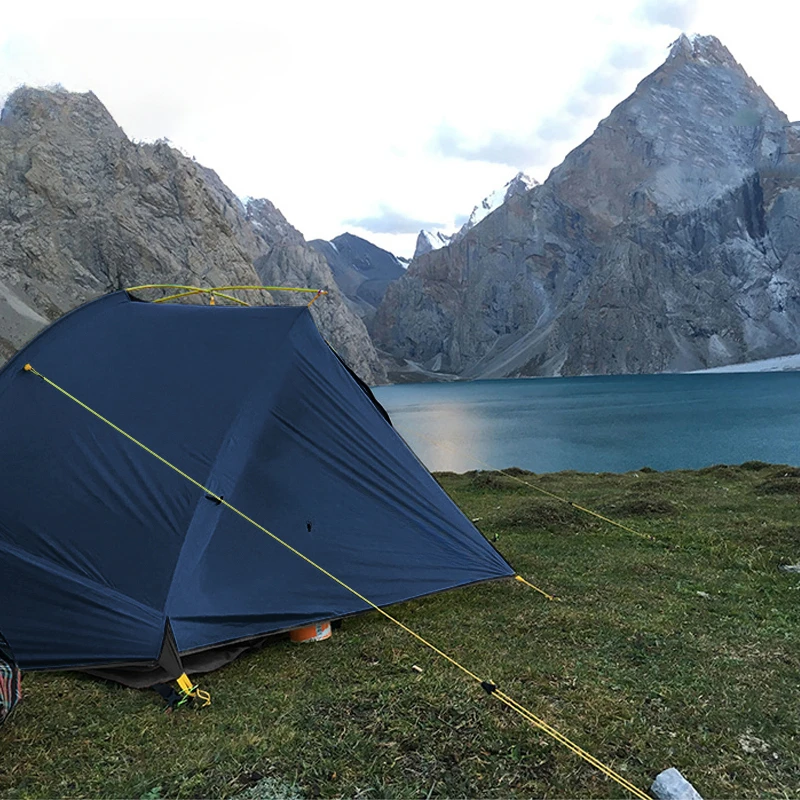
[392,402,482,472]
[374,373,800,474]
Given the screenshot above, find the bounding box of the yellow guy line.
[417,431,656,543]
[21,363,649,800]
[514,574,558,601]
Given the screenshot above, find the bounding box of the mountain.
[414,229,454,259]
[413,172,537,259]
[308,232,406,321]
[0,87,385,384]
[373,35,800,379]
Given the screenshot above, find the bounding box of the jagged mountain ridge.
[413,172,537,259]
[373,35,800,379]
[0,87,385,384]
[309,232,406,321]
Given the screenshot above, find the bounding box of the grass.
[1,463,799,798]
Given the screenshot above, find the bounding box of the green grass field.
[1,463,798,798]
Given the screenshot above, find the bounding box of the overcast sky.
[2,0,799,257]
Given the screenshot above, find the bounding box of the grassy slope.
[1,463,798,798]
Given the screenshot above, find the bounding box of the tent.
[0,291,513,686]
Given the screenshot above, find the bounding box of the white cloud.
[638,0,698,28]
[344,207,446,235]
[1,1,799,258]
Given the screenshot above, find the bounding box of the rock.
[778,564,800,573]
[0,87,385,384]
[232,776,303,800]
[373,35,800,380]
[651,767,704,800]
[738,733,770,754]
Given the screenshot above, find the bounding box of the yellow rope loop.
[21,363,648,799]
[193,688,212,707]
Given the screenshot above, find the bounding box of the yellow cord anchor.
[176,673,211,708]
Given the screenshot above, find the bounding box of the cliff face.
[373,36,800,378]
[0,87,385,383]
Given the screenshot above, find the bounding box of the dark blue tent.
[0,292,513,685]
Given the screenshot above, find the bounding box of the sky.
[2,0,799,258]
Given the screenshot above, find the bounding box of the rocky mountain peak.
[414,229,453,259]
[309,232,406,322]
[245,197,305,247]
[504,171,538,196]
[547,33,787,225]
[412,171,538,259]
[667,33,740,69]
[0,86,385,384]
[1,86,125,143]
[373,35,800,382]
[458,171,538,234]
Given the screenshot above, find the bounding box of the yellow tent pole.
[125,284,328,307]
[126,284,327,295]
[152,289,250,306]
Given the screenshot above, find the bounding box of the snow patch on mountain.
[691,353,800,373]
[413,171,538,259]
[414,230,454,258]
[460,171,537,233]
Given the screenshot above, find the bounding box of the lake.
[372,372,800,474]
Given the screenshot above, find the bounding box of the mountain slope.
[309,232,406,320]
[373,35,800,379]
[0,87,385,383]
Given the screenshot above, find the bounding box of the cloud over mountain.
[345,206,445,235]
[638,0,698,28]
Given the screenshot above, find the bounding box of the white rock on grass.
[738,733,769,754]
[651,767,704,800]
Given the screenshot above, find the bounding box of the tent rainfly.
[0,291,513,686]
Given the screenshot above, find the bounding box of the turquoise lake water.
[372,372,800,474]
